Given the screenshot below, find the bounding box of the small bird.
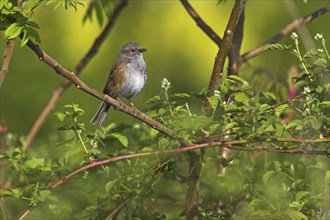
[91,42,147,126]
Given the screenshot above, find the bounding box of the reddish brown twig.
[23,0,128,151]
[0,39,15,88]
[180,0,222,47]
[240,4,330,62]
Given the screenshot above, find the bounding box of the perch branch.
[0,39,15,88]
[240,4,330,62]
[23,0,128,151]
[22,39,192,147]
[180,0,222,47]
[202,0,246,114]
[17,137,330,219]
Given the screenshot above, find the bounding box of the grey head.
[119,42,147,61]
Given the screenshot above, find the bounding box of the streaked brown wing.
[103,60,127,98]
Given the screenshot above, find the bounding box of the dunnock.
[91,42,147,126]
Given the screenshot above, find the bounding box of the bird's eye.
[131,48,136,52]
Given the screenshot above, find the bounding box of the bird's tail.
[91,102,111,126]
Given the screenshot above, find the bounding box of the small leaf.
[105,179,118,192]
[275,104,289,117]
[141,147,153,152]
[24,158,44,169]
[262,92,277,101]
[284,210,308,220]
[208,95,219,110]
[263,171,275,185]
[309,116,322,130]
[264,44,291,51]
[0,189,14,197]
[285,120,302,130]
[110,133,128,147]
[169,93,191,101]
[4,23,23,38]
[146,95,161,104]
[55,112,66,121]
[38,190,51,202]
[234,92,250,105]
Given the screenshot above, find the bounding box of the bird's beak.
[139,48,147,52]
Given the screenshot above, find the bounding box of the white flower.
[214,90,221,98]
[314,33,323,41]
[291,32,298,40]
[161,77,171,90]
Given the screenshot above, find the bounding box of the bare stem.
[0,39,15,88]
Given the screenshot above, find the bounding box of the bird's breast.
[119,60,147,99]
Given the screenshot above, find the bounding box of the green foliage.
[0,0,83,46]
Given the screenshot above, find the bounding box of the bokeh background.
[1,0,329,139]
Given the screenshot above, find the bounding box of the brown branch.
[16,137,330,219]
[202,0,246,115]
[0,39,15,88]
[240,4,330,63]
[180,0,222,47]
[23,0,128,151]
[227,7,245,76]
[22,37,192,147]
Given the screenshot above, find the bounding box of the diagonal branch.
[0,39,15,88]
[240,4,330,62]
[23,0,128,151]
[23,39,192,147]
[16,137,330,219]
[180,0,222,47]
[202,0,246,115]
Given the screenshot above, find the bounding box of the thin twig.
[180,0,222,47]
[23,0,128,151]
[240,4,330,62]
[202,0,246,114]
[0,39,15,88]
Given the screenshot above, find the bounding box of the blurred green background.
[1,0,329,144]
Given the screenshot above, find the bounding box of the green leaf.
[110,133,128,147]
[223,122,239,132]
[262,92,277,101]
[146,95,161,104]
[283,210,308,220]
[105,179,118,192]
[208,95,219,110]
[285,120,302,130]
[141,147,153,152]
[24,158,44,169]
[158,138,170,149]
[0,189,14,197]
[264,44,291,51]
[309,116,322,130]
[275,104,289,117]
[22,0,42,12]
[55,112,66,121]
[263,171,275,185]
[234,92,250,106]
[4,23,23,38]
[38,190,51,202]
[169,93,191,101]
